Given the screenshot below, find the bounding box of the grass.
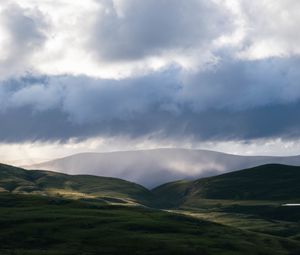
[171,200,300,238]
[0,163,155,206]
[1,163,300,254]
[0,193,300,255]
[152,164,300,207]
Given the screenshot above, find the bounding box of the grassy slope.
[0,163,154,206]
[1,163,300,254]
[3,163,300,207]
[0,193,300,255]
[153,164,300,207]
[153,164,300,244]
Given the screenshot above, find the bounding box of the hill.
[25,149,300,188]
[153,164,300,207]
[0,192,299,255]
[1,163,300,254]
[2,163,300,208]
[0,163,154,206]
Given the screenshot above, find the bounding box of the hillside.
[153,164,300,207]
[1,193,299,255]
[0,163,154,206]
[25,149,300,188]
[1,162,300,254]
[3,163,300,208]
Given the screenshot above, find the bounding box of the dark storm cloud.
[178,56,300,111]
[0,100,300,143]
[0,56,300,143]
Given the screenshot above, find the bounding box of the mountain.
[153,164,300,207]
[0,163,154,206]
[26,148,300,187]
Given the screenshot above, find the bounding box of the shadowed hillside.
[153,164,300,207]
[0,193,299,255]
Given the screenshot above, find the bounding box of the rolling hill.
[3,162,300,208]
[0,163,154,206]
[153,164,300,207]
[2,193,299,255]
[1,162,300,254]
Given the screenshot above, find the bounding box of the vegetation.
[0,163,154,206]
[0,163,300,254]
[153,164,300,207]
[0,193,300,255]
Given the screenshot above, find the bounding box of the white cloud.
[1,0,300,78]
[0,0,300,155]
[0,0,235,78]
[237,0,300,59]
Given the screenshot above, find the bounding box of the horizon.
[3,146,300,167]
[1,1,300,167]
[1,2,300,254]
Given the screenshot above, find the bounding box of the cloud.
[237,0,300,59]
[0,0,300,152]
[178,56,300,111]
[0,56,300,143]
[0,2,47,77]
[88,0,233,62]
[0,0,237,78]
[9,83,62,111]
[1,0,299,78]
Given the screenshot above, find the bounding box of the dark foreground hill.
[153,164,300,207]
[0,193,299,255]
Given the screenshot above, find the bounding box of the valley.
[0,163,299,254]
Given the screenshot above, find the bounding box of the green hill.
[153,164,300,207]
[2,163,300,207]
[0,192,299,255]
[0,163,300,254]
[0,163,154,206]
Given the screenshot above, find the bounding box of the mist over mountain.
[26,148,300,188]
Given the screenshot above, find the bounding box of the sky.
[1,0,300,164]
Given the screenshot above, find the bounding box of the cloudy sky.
[1,0,300,164]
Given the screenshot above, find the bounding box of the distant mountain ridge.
[26,148,300,187]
